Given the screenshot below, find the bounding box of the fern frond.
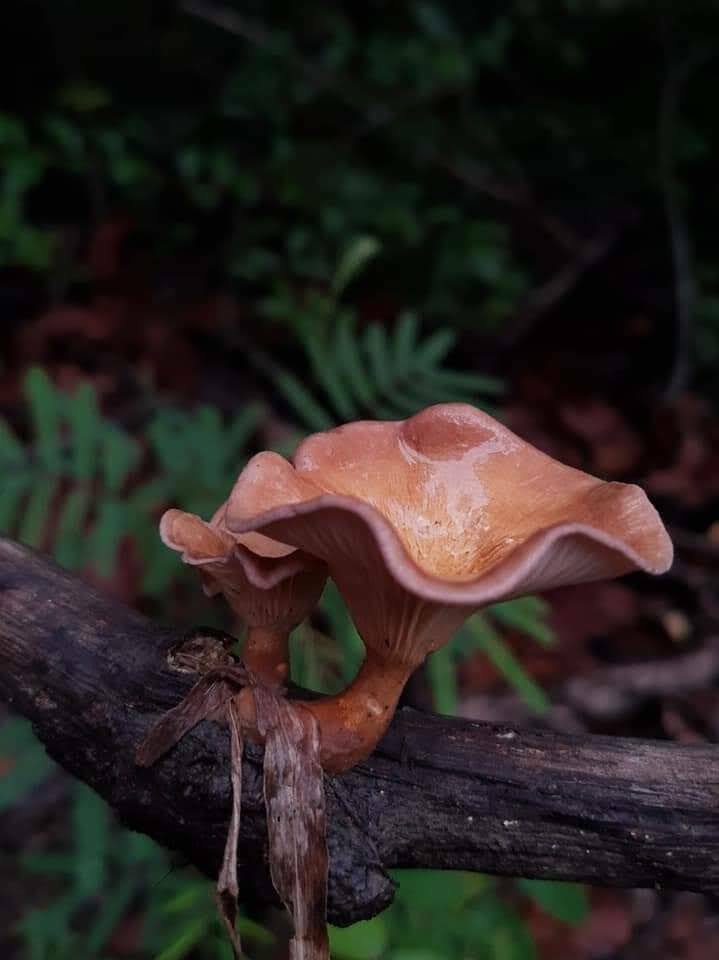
[252,349,334,432]
[65,382,101,480]
[263,312,504,430]
[335,312,374,410]
[331,235,381,298]
[450,612,552,715]
[24,367,62,470]
[392,311,419,376]
[101,427,140,493]
[54,487,93,568]
[0,368,259,591]
[0,475,30,532]
[88,499,128,577]
[489,596,554,648]
[304,329,357,421]
[19,475,60,548]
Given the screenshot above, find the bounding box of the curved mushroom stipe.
[234,653,411,774]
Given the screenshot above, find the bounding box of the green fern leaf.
[465,614,550,714]
[0,474,30,534]
[0,419,26,466]
[490,597,555,648]
[147,411,191,477]
[101,427,139,493]
[335,312,375,411]
[127,477,169,514]
[364,323,393,393]
[19,475,59,548]
[421,367,505,396]
[54,487,92,569]
[399,377,494,413]
[319,582,364,682]
[372,381,427,418]
[305,332,357,421]
[331,235,381,298]
[415,328,456,368]
[65,382,100,480]
[87,499,127,577]
[259,356,334,432]
[427,645,459,715]
[226,404,262,463]
[268,311,506,427]
[392,310,419,377]
[191,405,225,490]
[24,367,62,471]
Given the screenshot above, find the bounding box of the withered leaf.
[135,677,233,766]
[255,687,329,960]
[216,697,245,960]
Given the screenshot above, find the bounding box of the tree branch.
[1,537,718,926]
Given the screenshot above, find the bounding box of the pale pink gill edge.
[158,508,323,593]
[225,490,674,608]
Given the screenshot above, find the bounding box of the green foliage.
[517,879,589,927]
[0,717,265,960]
[7,0,709,954]
[3,368,141,572]
[144,872,273,960]
[4,0,719,360]
[0,4,535,326]
[429,598,554,717]
[330,869,587,960]
[0,367,260,598]
[330,870,536,960]
[1,718,584,960]
[0,360,563,959]
[259,237,503,432]
[0,716,52,809]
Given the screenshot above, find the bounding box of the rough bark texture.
[1,537,719,925]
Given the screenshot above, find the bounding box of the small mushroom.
[224,403,673,772]
[160,506,326,684]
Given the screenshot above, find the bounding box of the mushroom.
[159,506,326,684]
[157,506,332,960]
[222,403,673,772]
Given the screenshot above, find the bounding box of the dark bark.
[1,537,718,926]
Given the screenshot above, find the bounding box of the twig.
[2,537,719,924]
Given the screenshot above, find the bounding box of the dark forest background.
[2,2,719,958]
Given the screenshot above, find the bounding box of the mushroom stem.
[242,626,290,684]
[302,653,411,773]
[236,653,412,774]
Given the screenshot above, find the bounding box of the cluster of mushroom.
[160,402,673,773]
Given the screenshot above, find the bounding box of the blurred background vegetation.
[2,0,719,958]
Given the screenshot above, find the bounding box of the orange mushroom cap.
[159,506,326,632]
[223,403,673,666]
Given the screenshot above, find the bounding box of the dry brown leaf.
[216,697,245,959]
[135,677,233,767]
[255,687,329,960]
